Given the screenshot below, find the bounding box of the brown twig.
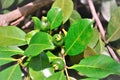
[88,0,120,62]
[0,0,52,26]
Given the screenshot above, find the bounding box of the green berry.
[52,58,64,70]
[52,34,64,46]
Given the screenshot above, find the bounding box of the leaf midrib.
[66,24,89,54]
[73,64,117,73]
[107,26,120,42]
[51,9,61,29]
[7,64,18,80]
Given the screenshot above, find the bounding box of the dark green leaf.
[52,0,73,23]
[46,71,66,80]
[72,55,120,78]
[107,7,120,42]
[32,17,41,30]
[0,26,26,46]
[30,68,54,80]
[47,7,63,30]
[24,32,55,56]
[1,0,14,9]
[0,64,22,80]
[69,10,81,24]
[29,52,50,71]
[65,19,93,56]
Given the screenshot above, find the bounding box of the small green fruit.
[52,58,64,70]
[52,34,64,46]
[40,21,50,31]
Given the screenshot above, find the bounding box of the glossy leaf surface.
[88,28,99,48]
[47,7,63,30]
[32,17,41,30]
[107,7,120,42]
[0,26,26,46]
[24,32,55,56]
[52,0,73,23]
[0,46,23,66]
[72,55,120,78]
[0,64,22,80]
[65,19,93,56]
[46,71,66,80]
[30,68,54,80]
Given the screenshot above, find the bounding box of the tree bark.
[0,0,52,26]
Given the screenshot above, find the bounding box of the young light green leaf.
[69,10,81,24]
[107,7,120,42]
[0,64,22,80]
[46,71,66,80]
[52,0,73,23]
[29,52,50,71]
[32,17,41,30]
[0,26,26,46]
[1,0,14,9]
[88,28,99,48]
[72,55,120,78]
[47,7,63,30]
[65,19,93,56]
[24,32,55,56]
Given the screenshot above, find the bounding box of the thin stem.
[61,48,70,80]
[88,0,120,62]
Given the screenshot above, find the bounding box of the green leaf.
[0,26,26,46]
[69,10,81,24]
[30,68,54,80]
[0,46,23,66]
[47,7,63,30]
[1,0,14,9]
[107,7,120,42]
[24,32,55,56]
[29,52,50,71]
[94,36,110,56]
[32,17,41,30]
[25,30,39,44]
[46,51,57,62]
[0,64,22,80]
[81,78,99,80]
[65,19,93,56]
[46,71,66,80]
[72,55,120,78]
[88,28,99,48]
[94,36,104,53]
[52,0,73,23]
